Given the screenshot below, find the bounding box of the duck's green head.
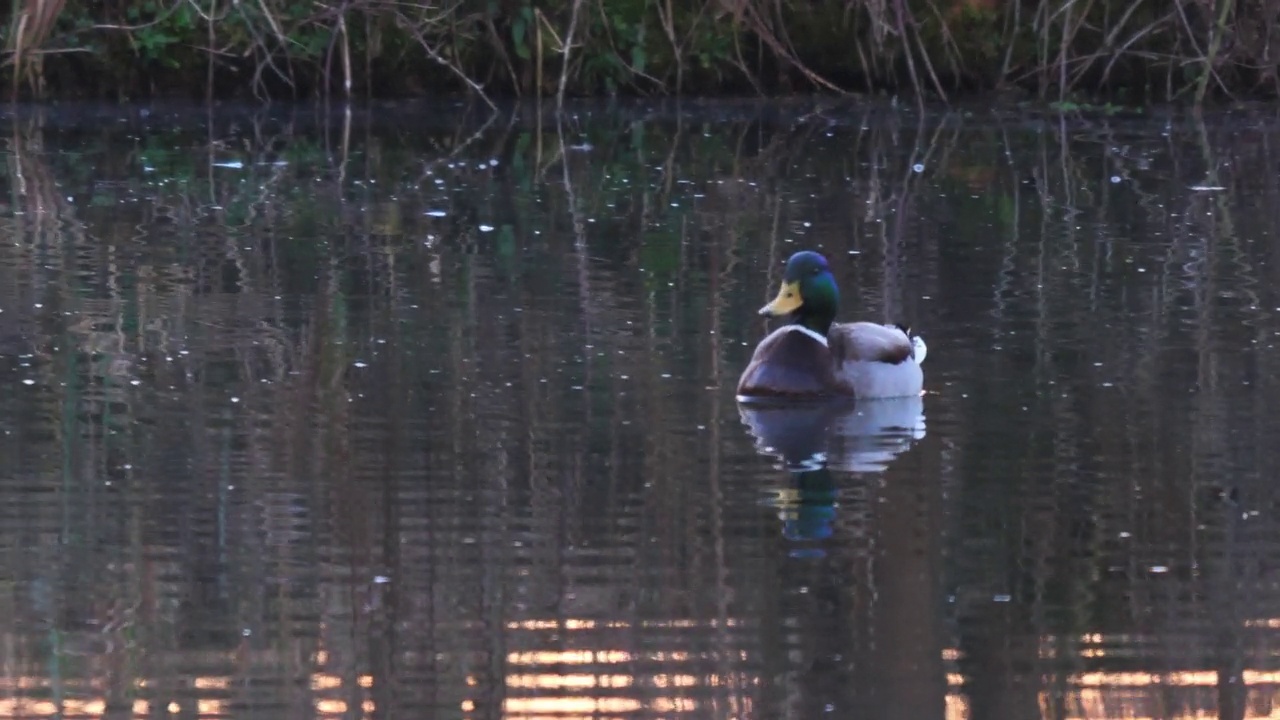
[759,250,839,333]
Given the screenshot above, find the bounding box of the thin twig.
[394,10,496,110]
[1196,0,1236,105]
[340,12,352,98]
[206,0,216,103]
[413,109,504,185]
[655,0,683,95]
[739,0,847,93]
[905,6,948,100]
[557,0,585,112]
[1088,1,1167,88]
[999,0,1022,84]
[894,0,925,103]
[483,12,519,95]
[594,0,664,92]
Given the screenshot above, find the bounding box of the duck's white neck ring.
[787,324,829,347]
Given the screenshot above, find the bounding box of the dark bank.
[4,0,1279,105]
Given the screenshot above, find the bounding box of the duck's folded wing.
[830,322,914,365]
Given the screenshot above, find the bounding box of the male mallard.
[736,250,927,400]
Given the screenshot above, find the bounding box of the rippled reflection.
[0,102,1279,719]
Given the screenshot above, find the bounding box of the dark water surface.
[1,100,1279,719]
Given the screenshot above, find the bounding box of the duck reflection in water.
[738,395,926,556]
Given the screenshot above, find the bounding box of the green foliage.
[128,1,195,67]
[2,0,1278,102]
[511,4,534,60]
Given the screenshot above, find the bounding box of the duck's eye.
[811,267,822,276]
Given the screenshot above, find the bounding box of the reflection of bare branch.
[414,109,506,185]
[878,112,952,319]
[557,115,590,339]
[7,100,1280,720]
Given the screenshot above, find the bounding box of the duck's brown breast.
[736,327,848,397]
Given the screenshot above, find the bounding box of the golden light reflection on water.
[482,641,746,718]
[0,676,1276,719]
[4,626,1280,719]
[1073,671,1280,686]
[499,696,695,714]
[1050,689,1280,720]
[505,673,634,689]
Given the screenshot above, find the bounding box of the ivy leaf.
[512,18,530,59]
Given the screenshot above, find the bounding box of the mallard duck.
[736,250,927,400]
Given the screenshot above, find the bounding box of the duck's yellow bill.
[759,281,803,316]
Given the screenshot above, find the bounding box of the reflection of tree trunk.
[367,307,409,720]
[706,237,742,713]
[863,456,946,718]
[1187,112,1248,720]
[757,442,946,718]
[1207,472,1246,720]
[957,602,1042,719]
[3,118,83,359]
[14,91,1280,720]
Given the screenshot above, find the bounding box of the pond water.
[0,99,1279,720]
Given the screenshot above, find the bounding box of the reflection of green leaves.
[640,230,680,283]
[222,198,249,227]
[630,122,644,154]
[61,116,753,310]
[283,142,326,166]
[498,224,517,258]
[997,193,1016,228]
[511,132,533,191]
[137,147,200,180]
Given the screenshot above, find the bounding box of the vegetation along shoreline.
[4,0,1277,106]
